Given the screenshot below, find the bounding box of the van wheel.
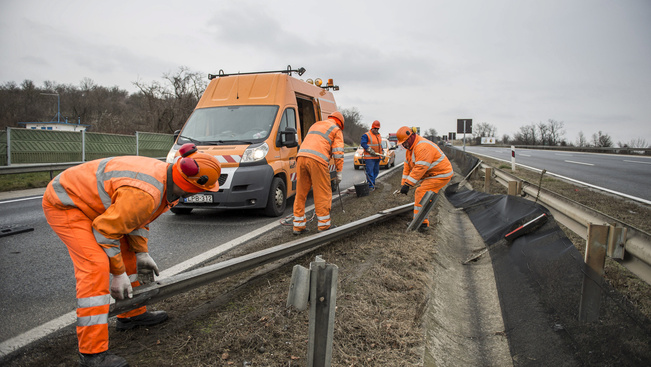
[264,177,286,217]
[171,207,193,215]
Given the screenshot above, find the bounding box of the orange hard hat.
[371,120,380,129]
[328,111,345,130]
[396,126,412,144]
[173,143,221,193]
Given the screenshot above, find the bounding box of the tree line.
[0,67,371,145]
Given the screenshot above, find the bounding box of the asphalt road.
[0,150,406,349]
[460,146,651,203]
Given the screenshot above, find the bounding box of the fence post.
[82,130,86,162]
[136,131,140,156]
[6,127,10,166]
[579,223,609,323]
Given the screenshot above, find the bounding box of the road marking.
[564,160,594,166]
[555,153,573,156]
[624,160,651,165]
[520,154,531,157]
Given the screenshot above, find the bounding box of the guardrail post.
[484,167,492,193]
[607,225,627,260]
[288,256,339,367]
[579,223,609,323]
[508,180,519,196]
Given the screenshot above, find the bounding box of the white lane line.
[624,160,651,165]
[555,153,573,156]
[564,160,594,166]
[520,154,532,157]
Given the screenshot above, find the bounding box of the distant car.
[354,140,396,170]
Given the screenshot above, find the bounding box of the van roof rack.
[208,65,306,80]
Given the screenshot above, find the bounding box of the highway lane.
[0,150,405,349]
[461,146,651,203]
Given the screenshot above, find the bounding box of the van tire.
[264,177,286,217]
[171,207,193,215]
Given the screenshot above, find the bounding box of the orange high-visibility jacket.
[362,130,382,160]
[402,135,453,186]
[297,117,344,172]
[44,156,176,275]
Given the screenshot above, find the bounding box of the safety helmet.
[371,120,380,129]
[172,143,221,193]
[396,126,413,144]
[328,111,345,130]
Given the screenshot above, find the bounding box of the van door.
[277,108,299,194]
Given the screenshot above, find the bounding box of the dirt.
[3,158,650,367]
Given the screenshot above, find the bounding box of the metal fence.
[1,128,174,166]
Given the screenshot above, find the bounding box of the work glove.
[400,184,411,195]
[136,252,160,277]
[110,272,133,300]
[335,171,343,185]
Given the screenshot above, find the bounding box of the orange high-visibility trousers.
[413,176,451,227]
[293,156,333,232]
[42,198,146,354]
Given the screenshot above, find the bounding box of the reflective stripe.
[294,215,305,221]
[93,228,120,247]
[102,246,121,258]
[332,154,344,159]
[300,149,329,162]
[319,219,331,226]
[51,173,76,207]
[129,228,149,238]
[332,147,344,153]
[402,174,409,180]
[306,130,332,144]
[407,176,419,184]
[96,158,166,210]
[317,215,330,221]
[77,313,108,327]
[77,294,111,309]
[424,171,455,180]
[293,221,306,228]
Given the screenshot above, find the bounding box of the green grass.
[0,172,59,192]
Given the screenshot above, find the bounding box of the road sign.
[457,119,472,134]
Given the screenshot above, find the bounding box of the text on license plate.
[184,194,213,203]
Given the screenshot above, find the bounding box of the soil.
[3,158,650,367]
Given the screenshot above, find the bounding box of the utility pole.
[40,92,61,123]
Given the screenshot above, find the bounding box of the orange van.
[166,66,339,216]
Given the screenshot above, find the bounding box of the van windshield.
[178,105,279,145]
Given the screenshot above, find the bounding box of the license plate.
[184,194,213,203]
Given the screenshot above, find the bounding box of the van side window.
[279,108,297,145]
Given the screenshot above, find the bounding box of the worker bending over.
[293,111,345,234]
[42,143,221,367]
[396,126,453,231]
[361,120,382,190]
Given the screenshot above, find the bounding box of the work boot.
[293,228,309,236]
[318,224,337,233]
[116,310,168,331]
[418,223,429,233]
[79,351,128,367]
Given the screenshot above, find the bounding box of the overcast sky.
[1,0,650,145]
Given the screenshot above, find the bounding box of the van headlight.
[166,147,179,163]
[242,142,269,162]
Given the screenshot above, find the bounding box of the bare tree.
[576,131,588,147]
[425,128,438,141]
[592,131,613,147]
[340,107,366,146]
[547,119,565,145]
[501,134,510,144]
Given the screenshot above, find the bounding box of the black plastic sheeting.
[444,181,651,366]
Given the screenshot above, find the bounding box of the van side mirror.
[173,130,180,142]
[279,128,298,148]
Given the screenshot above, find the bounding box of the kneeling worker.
[396,126,453,231]
[293,111,345,234]
[42,143,221,367]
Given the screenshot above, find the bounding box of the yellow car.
[353,140,396,170]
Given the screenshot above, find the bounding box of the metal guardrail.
[471,144,651,155]
[110,203,413,315]
[481,162,651,285]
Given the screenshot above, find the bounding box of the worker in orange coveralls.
[293,111,345,234]
[42,143,220,367]
[396,126,453,232]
